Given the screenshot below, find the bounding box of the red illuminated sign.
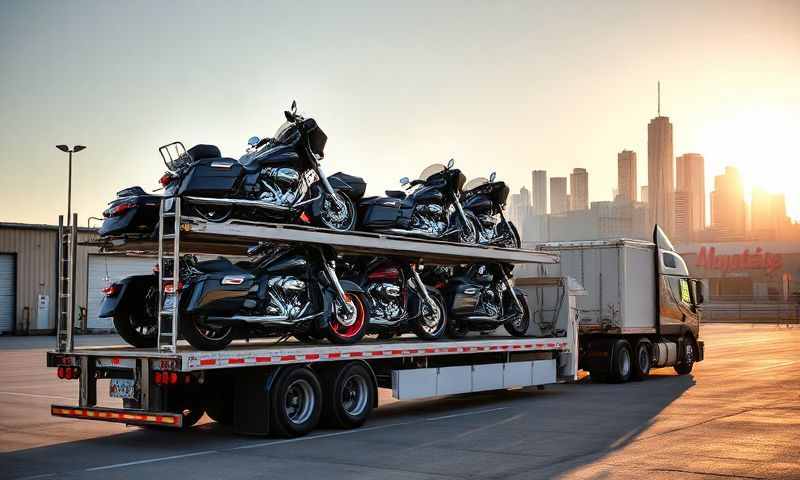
[695,246,783,273]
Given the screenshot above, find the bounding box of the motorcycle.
[167,243,369,350]
[99,101,365,237]
[338,257,448,340]
[358,159,479,243]
[426,263,530,338]
[462,172,521,248]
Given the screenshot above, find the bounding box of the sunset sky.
[1,0,798,225]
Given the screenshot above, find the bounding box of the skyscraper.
[550,177,568,214]
[710,166,746,239]
[569,168,589,211]
[617,150,637,202]
[673,190,692,241]
[676,153,705,234]
[752,187,789,239]
[531,170,547,215]
[647,83,674,233]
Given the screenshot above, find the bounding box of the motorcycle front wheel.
[457,212,480,244]
[413,288,447,340]
[325,293,367,344]
[503,292,530,337]
[499,222,522,249]
[318,192,356,232]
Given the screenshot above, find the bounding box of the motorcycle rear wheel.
[113,310,157,348]
[190,203,233,223]
[181,315,235,350]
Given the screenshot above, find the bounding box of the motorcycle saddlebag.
[178,158,243,197]
[329,172,367,200]
[98,186,161,238]
[185,271,256,317]
[358,196,401,228]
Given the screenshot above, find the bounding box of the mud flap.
[232,367,274,436]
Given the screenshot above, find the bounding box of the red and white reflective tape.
[186,341,570,369]
[51,406,182,427]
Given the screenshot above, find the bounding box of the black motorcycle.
[338,257,448,340]
[358,159,479,243]
[99,101,365,237]
[462,172,521,248]
[168,243,369,350]
[98,271,159,348]
[426,263,530,338]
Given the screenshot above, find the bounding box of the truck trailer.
[534,226,705,383]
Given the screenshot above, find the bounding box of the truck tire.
[674,336,696,375]
[270,366,322,437]
[610,339,633,383]
[113,310,157,348]
[631,339,651,381]
[320,362,375,429]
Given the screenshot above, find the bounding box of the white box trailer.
[532,226,705,383]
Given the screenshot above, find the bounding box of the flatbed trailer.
[48,204,574,436]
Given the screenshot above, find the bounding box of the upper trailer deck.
[90,216,559,265]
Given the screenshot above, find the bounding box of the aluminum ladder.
[56,214,78,353]
[157,197,181,352]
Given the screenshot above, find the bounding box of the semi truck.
[534,226,705,383]
[48,210,701,437]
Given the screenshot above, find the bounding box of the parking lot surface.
[0,324,798,479]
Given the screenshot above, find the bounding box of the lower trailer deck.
[48,335,572,372]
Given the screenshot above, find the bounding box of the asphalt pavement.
[0,324,798,479]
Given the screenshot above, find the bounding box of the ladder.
[56,214,78,353]
[157,197,181,352]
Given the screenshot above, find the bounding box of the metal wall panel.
[0,254,15,333]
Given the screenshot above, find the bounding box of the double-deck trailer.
[47,203,579,436]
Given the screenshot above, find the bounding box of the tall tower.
[676,153,705,234]
[617,150,637,202]
[549,177,568,214]
[648,82,674,233]
[569,168,589,211]
[531,170,547,215]
[710,166,746,239]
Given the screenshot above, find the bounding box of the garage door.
[87,255,155,329]
[0,255,14,333]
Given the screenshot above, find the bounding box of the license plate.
[110,378,136,400]
[163,294,176,312]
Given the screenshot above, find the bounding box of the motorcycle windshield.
[417,163,446,182]
[463,177,489,192]
[272,121,301,145]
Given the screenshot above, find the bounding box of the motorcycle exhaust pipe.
[184,195,293,212]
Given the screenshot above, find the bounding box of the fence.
[702,297,800,324]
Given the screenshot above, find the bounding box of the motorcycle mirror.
[247,136,260,147]
[489,172,496,182]
[246,244,261,256]
[291,100,297,114]
[399,177,410,185]
[447,158,455,168]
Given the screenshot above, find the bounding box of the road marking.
[77,405,513,473]
[0,391,73,401]
[425,406,509,421]
[84,450,218,472]
[14,474,56,480]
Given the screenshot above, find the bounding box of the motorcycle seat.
[195,257,249,275]
[385,190,407,200]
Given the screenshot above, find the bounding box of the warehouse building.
[0,222,153,334]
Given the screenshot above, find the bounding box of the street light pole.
[56,145,86,226]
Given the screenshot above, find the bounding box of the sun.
[696,106,800,221]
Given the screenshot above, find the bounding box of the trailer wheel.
[610,339,633,383]
[321,362,375,429]
[631,339,651,381]
[674,336,696,375]
[270,366,322,437]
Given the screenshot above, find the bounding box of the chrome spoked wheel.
[320,193,356,231]
[420,299,443,335]
[284,378,316,425]
[340,374,369,417]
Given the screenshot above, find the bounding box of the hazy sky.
[1,0,798,225]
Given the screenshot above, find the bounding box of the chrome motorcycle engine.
[367,282,403,321]
[480,282,505,318]
[477,214,500,242]
[265,276,310,319]
[258,167,301,206]
[411,204,447,236]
